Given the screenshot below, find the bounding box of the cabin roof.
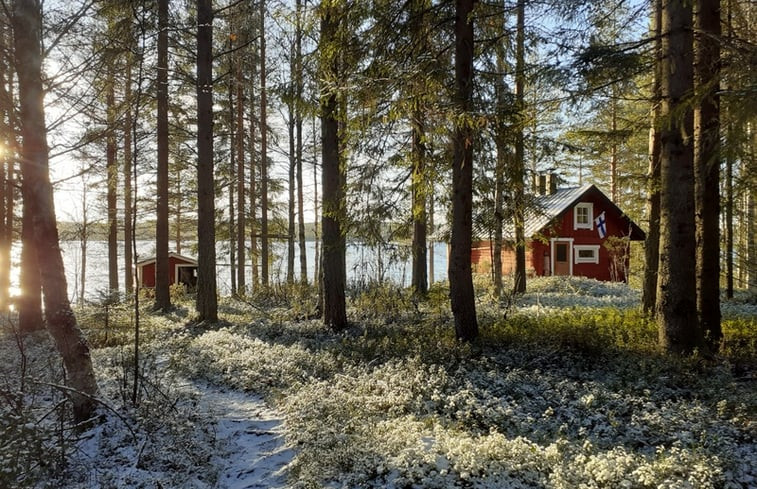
[489,184,645,241]
[135,252,198,267]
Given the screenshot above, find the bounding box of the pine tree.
[449,0,478,341]
[196,0,218,322]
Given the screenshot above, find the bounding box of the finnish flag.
[595,211,607,239]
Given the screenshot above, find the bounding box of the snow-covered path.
[196,384,293,489]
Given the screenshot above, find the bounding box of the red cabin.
[472,184,645,282]
[136,252,198,290]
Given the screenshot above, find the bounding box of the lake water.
[51,240,449,302]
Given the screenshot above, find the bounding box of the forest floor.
[1,276,756,488]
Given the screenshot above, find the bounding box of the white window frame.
[574,245,600,264]
[574,202,594,230]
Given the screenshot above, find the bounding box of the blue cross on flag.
[595,211,607,238]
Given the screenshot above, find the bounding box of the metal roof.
[522,184,594,238]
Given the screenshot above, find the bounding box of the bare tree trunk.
[155,0,171,311]
[492,10,507,298]
[748,127,756,291]
[229,76,237,295]
[429,191,434,284]
[296,0,307,284]
[724,0,734,299]
[694,0,721,351]
[642,0,662,315]
[106,62,119,296]
[410,0,429,298]
[260,0,269,288]
[236,51,246,294]
[195,0,217,322]
[320,1,347,330]
[19,208,42,333]
[449,0,478,341]
[287,89,296,284]
[13,0,98,423]
[249,85,258,290]
[313,115,320,296]
[512,0,526,294]
[0,27,10,312]
[78,186,89,306]
[123,61,134,295]
[656,0,701,354]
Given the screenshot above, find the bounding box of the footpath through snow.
[194,382,293,489]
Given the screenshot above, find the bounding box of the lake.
[50,240,449,302]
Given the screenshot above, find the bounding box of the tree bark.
[410,0,429,297]
[320,0,347,330]
[18,208,43,333]
[694,0,721,351]
[195,0,218,322]
[155,0,171,311]
[512,0,526,294]
[260,0,269,287]
[296,0,307,285]
[106,61,119,296]
[123,61,134,295]
[13,0,98,423]
[643,0,662,315]
[236,47,246,294]
[0,27,10,313]
[449,0,478,341]
[656,0,701,354]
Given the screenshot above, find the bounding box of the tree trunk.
[642,0,662,315]
[411,116,428,297]
[0,28,10,313]
[320,1,347,330]
[195,0,218,322]
[429,191,434,284]
[106,62,119,296]
[296,0,307,284]
[260,0,269,287]
[492,10,508,298]
[449,0,478,341]
[18,209,42,333]
[512,0,526,294]
[13,0,98,423]
[694,0,721,351]
[656,0,701,354]
[410,0,429,297]
[229,77,237,295]
[724,0,734,299]
[123,61,134,295]
[287,87,296,284]
[748,128,756,291]
[236,51,246,294]
[313,115,320,297]
[155,0,171,311]
[249,82,258,291]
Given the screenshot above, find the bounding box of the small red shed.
[136,252,198,289]
[473,184,645,282]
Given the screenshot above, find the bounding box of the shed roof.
[136,252,198,267]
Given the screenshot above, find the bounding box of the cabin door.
[552,239,572,276]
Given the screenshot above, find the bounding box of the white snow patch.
[192,382,293,489]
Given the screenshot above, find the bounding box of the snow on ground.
[191,382,292,489]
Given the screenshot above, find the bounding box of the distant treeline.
[56,220,324,242]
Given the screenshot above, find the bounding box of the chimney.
[547,173,558,194]
[538,174,547,196]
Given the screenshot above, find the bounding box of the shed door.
[553,240,571,276]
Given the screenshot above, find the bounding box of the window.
[574,245,600,264]
[574,202,593,230]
